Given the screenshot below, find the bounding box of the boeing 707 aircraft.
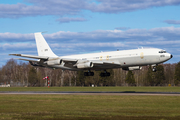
[10,32,173,77]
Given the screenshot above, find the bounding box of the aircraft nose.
[171,54,173,58]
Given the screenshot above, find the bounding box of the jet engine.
[77,62,94,69]
[122,66,142,71]
[46,59,62,65]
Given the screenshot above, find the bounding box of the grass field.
[0,86,180,92]
[0,94,180,120]
[0,87,180,120]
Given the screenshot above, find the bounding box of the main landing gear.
[84,71,94,76]
[100,70,110,77]
[83,70,111,77]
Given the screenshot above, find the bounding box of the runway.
[0,91,180,96]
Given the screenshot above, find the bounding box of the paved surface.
[0,91,180,96]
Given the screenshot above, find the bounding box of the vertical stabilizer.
[34,32,57,57]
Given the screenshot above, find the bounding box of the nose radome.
[171,54,173,58]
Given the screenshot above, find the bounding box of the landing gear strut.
[100,70,110,77]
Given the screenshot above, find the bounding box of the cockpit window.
[159,50,166,53]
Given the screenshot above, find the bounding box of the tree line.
[0,59,180,87]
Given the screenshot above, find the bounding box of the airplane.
[9,32,173,77]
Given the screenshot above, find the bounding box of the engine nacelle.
[122,66,142,71]
[77,62,94,69]
[46,59,62,65]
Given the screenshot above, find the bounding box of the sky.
[0,0,180,67]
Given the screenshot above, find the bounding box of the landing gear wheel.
[152,66,157,72]
[100,70,111,77]
[88,72,94,76]
[152,68,156,72]
[84,72,94,76]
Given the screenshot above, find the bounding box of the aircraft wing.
[93,61,120,65]
[61,58,78,64]
[9,54,48,60]
[60,58,121,65]
[92,60,121,68]
[59,58,120,69]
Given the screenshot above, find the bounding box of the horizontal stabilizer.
[9,54,49,59]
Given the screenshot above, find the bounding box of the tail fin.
[34,32,57,57]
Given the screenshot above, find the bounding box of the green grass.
[0,95,180,120]
[0,86,180,92]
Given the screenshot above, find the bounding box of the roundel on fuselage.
[140,52,144,59]
[100,56,103,61]
[106,55,109,60]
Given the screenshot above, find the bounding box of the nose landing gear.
[152,67,157,72]
[152,64,157,72]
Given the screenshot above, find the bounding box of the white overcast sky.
[1,0,180,66]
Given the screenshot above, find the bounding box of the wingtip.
[9,54,21,56]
